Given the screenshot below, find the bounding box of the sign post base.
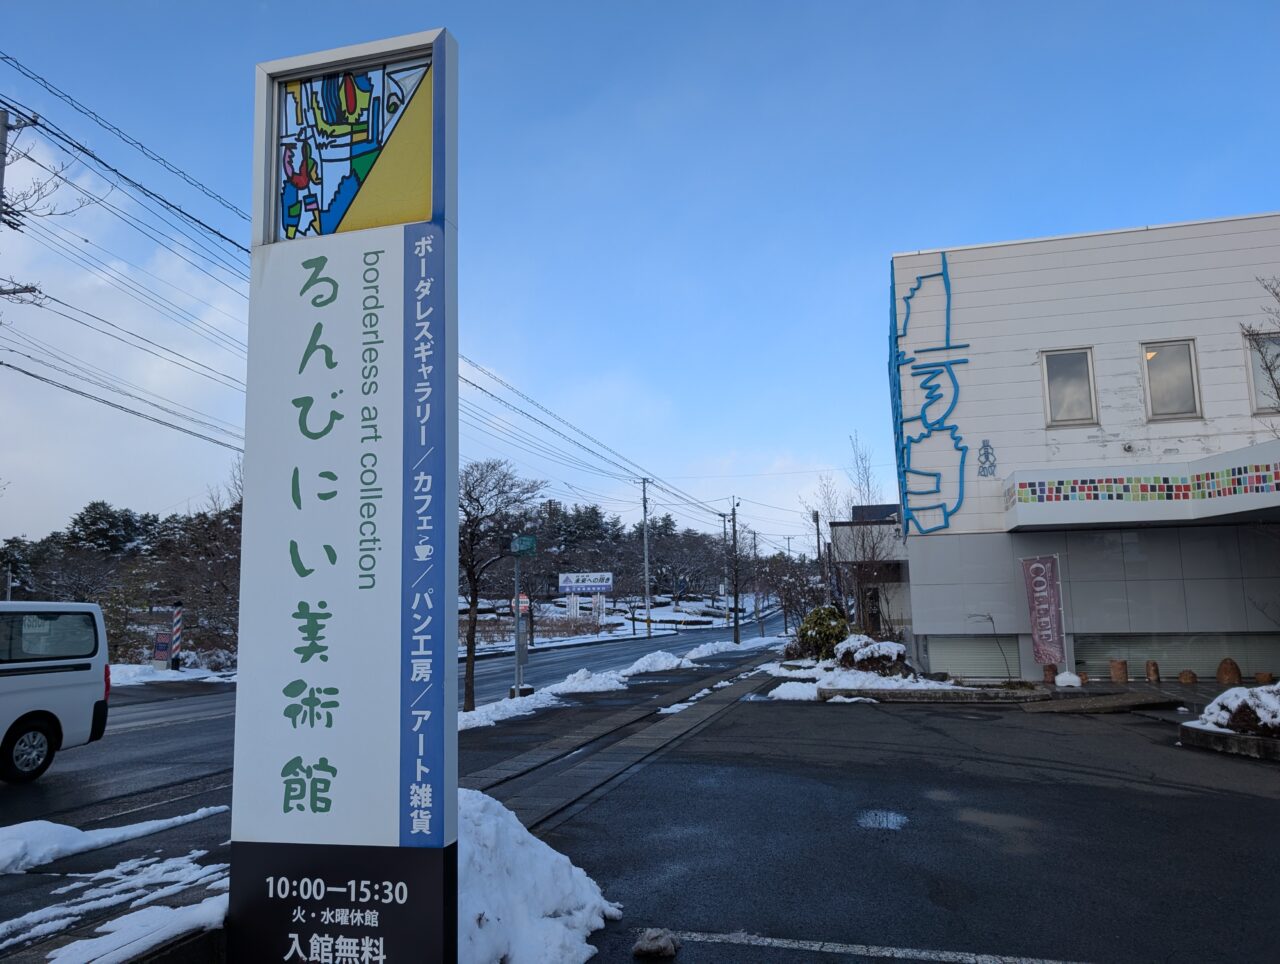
[509,684,535,698]
[229,841,457,963]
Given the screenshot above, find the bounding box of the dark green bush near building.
[786,605,849,661]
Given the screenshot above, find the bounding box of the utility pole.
[752,530,763,637]
[731,497,740,645]
[1,108,38,232]
[641,478,652,638]
[0,109,9,221]
[785,535,793,558]
[4,563,11,601]
[718,512,730,627]
[813,509,830,605]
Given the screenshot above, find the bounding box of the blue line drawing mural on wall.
[889,252,969,535]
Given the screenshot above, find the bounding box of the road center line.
[664,930,1092,964]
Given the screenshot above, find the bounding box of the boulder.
[1042,664,1058,684]
[1178,670,1198,685]
[1109,659,1129,683]
[1145,660,1161,683]
[1216,658,1243,686]
[1257,671,1275,685]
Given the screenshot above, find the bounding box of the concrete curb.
[1179,723,1280,761]
[817,685,1051,703]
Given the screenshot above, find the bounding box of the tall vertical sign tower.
[230,30,458,961]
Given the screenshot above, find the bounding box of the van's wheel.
[0,720,56,783]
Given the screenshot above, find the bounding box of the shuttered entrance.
[1074,634,1280,680]
[924,635,1021,680]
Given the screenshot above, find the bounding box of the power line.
[0,49,250,221]
[0,324,243,434]
[0,342,243,441]
[0,94,248,256]
[34,297,246,392]
[0,359,244,451]
[20,220,247,357]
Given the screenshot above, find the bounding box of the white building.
[890,212,1280,681]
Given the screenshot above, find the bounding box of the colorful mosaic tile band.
[1004,462,1280,508]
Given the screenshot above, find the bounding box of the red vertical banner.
[1020,554,1065,665]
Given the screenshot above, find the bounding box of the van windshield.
[0,613,98,662]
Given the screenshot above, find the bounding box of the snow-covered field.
[1,794,619,963]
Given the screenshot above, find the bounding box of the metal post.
[731,497,740,645]
[513,553,522,695]
[4,564,11,601]
[641,478,652,638]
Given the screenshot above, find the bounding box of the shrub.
[792,606,849,661]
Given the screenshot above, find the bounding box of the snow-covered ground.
[1,793,618,964]
[109,664,236,687]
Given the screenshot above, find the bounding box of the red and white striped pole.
[171,602,183,668]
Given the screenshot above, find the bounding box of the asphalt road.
[543,696,1280,964]
[463,615,784,705]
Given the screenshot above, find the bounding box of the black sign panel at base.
[229,841,457,962]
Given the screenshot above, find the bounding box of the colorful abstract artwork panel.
[276,56,432,241]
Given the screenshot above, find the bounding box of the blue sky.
[1,0,1278,545]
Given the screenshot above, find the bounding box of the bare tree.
[842,432,902,635]
[1,115,90,232]
[458,459,544,711]
[1243,276,1280,438]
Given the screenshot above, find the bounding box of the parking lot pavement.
[541,700,1280,964]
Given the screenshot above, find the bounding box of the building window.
[1042,348,1097,425]
[1247,331,1280,412]
[1142,340,1201,419]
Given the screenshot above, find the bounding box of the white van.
[0,602,110,782]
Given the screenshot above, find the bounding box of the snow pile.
[836,639,906,663]
[658,688,712,714]
[1055,672,1082,688]
[110,664,232,687]
[546,669,628,694]
[820,668,964,691]
[833,635,877,660]
[768,681,819,701]
[683,634,786,662]
[458,789,620,963]
[765,664,968,700]
[35,792,619,964]
[619,651,695,677]
[47,893,228,964]
[828,695,877,704]
[459,667,632,730]
[1197,683,1280,735]
[760,660,833,679]
[0,807,228,874]
[460,691,563,731]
